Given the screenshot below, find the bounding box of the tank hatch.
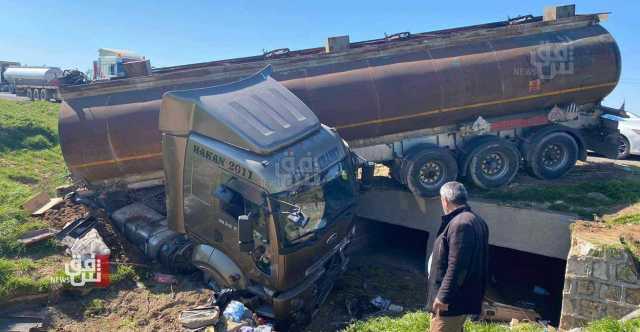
[159,65,320,155]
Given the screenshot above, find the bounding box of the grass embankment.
[0,100,70,300]
[0,100,142,302]
[479,179,640,219]
[342,311,640,332]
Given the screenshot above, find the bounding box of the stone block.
[625,287,640,305]
[578,299,606,318]
[561,297,577,314]
[566,257,591,277]
[617,263,638,283]
[564,276,573,293]
[592,260,608,280]
[576,280,596,296]
[606,302,636,319]
[599,284,622,302]
[560,314,588,331]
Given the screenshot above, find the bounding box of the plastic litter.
[68,228,111,261]
[225,320,249,332]
[371,296,390,309]
[223,300,249,322]
[533,285,550,296]
[255,324,273,332]
[152,272,178,284]
[370,296,403,312]
[179,306,220,329]
[237,325,274,332]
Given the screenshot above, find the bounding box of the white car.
[603,111,640,159]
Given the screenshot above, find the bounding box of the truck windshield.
[270,158,356,247]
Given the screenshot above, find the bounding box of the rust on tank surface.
[59,13,621,185]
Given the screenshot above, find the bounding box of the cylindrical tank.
[59,14,621,185]
[4,67,63,86]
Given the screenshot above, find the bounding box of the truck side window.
[213,176,269,244]
[218,188,244,219]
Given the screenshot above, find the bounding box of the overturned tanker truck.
[57,4,622,326]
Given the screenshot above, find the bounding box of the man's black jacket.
[426,205,489,316]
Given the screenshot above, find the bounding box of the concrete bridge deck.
[356,187,576,260]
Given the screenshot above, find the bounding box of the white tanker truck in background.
[3,66,64,101]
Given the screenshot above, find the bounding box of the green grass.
[0,100,69,300]
[341,312,640,332]
[342,311,430,332]
[0,100,69,256]
[0,257,55,300]
[609,213,640,225]
[480,179,640,218]
[585,317,640,332]
[84,298,106,316]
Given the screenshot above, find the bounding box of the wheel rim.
[418,160,445,187]
[479,151,508,180]
[541,143,567,171]
[617,136,628,156]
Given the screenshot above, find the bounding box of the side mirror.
[238,214,254,252]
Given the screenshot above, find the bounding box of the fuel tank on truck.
[59,9,620,186]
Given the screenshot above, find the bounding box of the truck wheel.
[405,147,458,197]
[525,132,578,179]
[26,89,33,100]
[40,89,49,101]
[33,89,40,101]
[466,138,520,189]
[616,134,631,159]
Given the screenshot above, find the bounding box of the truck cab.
[159,66,358,325]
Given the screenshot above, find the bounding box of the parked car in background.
[603,111,640,159]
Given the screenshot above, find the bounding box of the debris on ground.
[21,191,49,214]
[32,197,64,216]
[68,228,111,260]
[480,300,541,322]
[16,228,57,245]
[225,320,249,332]
[371,295,404,313]
[55,184,75,197]
[152,272,178,284]
[223,300,251,322]
[211,288,243,309]
[42,199,90,229]
[179,306,220,329]
[56,215,97,246]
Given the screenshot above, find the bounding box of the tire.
[466,138,520,189]
[525,132,578,179]
[404,147,458,197]
[26,89,33,100]
[33,89,40,101]
[616,134,631,160]
[40,89,48,101]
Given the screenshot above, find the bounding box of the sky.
[1,0,638,110]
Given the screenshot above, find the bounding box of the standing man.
[426,181,489,332]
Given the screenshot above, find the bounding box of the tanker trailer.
[4,66,64,101]
[59,4,622,197]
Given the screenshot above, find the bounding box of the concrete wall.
[357,188,576,259]
[560,224,640,330]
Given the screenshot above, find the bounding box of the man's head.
[439,181,468,214]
